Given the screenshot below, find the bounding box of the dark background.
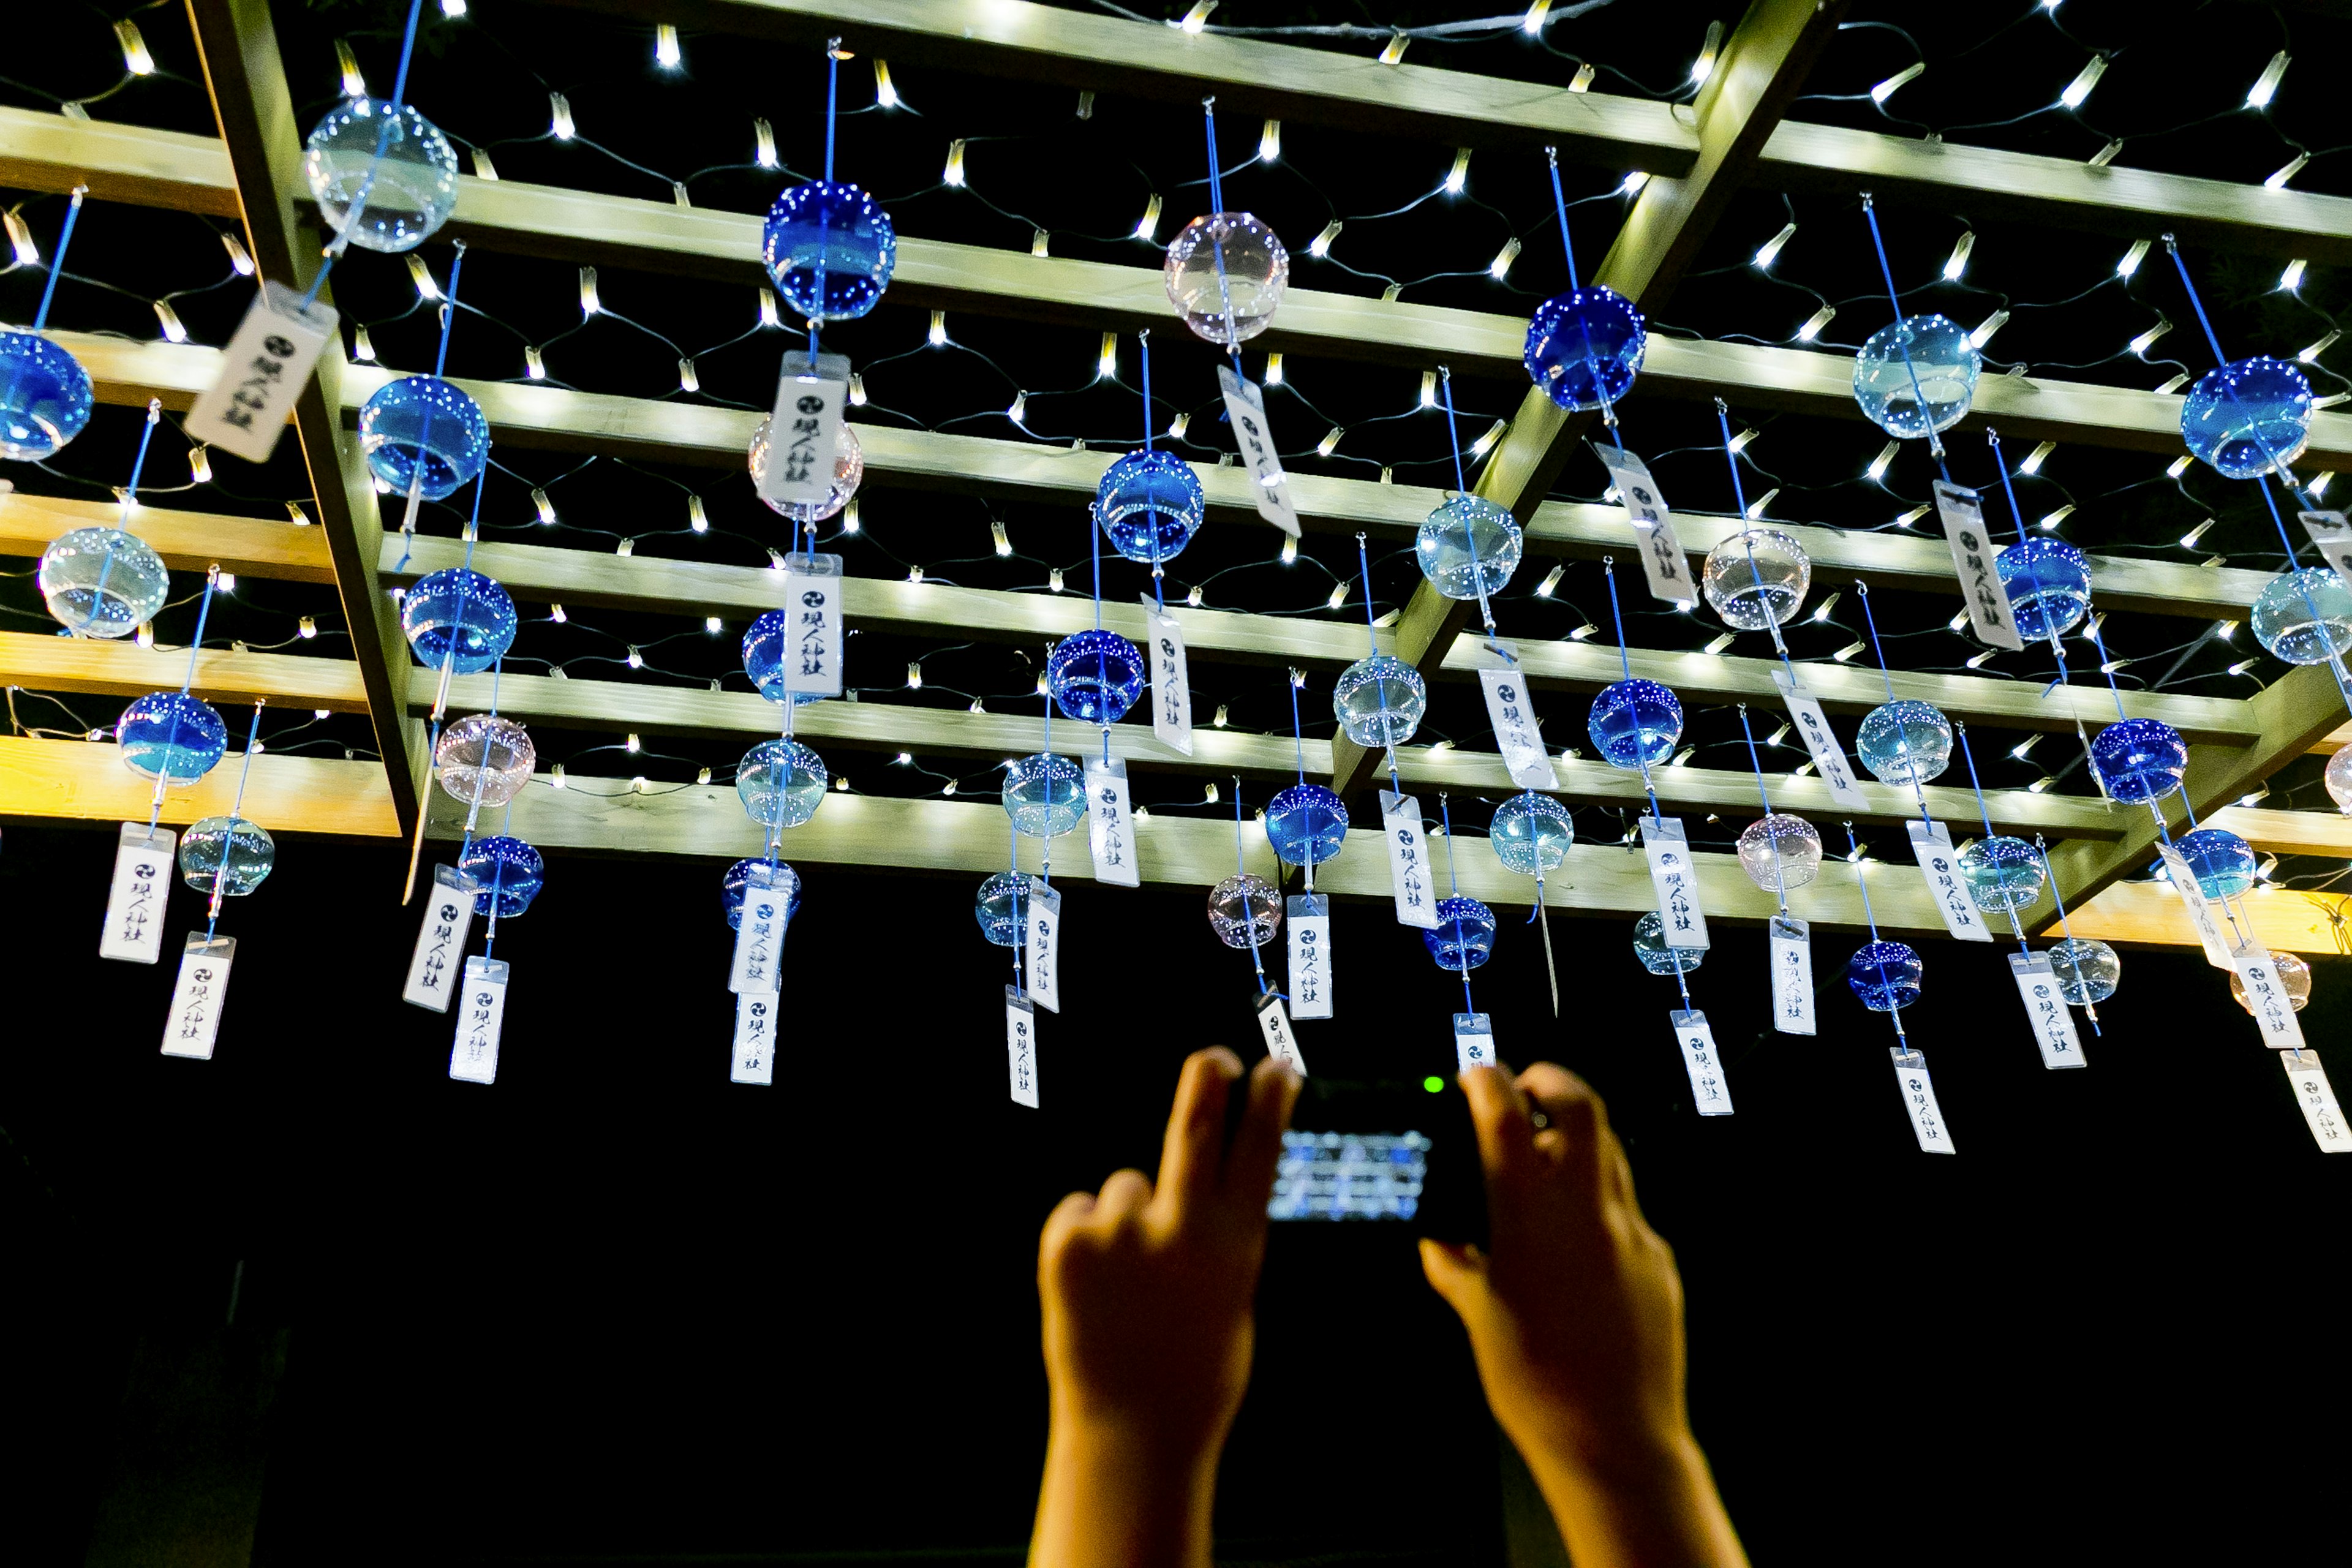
[6,816,2348,1566]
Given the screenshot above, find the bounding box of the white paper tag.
[100,822,176,964]
[1216,365,1300,537]
[1670,1009,1733,1116]
[1891,1047,1957,1155]
[160,934,235,1060]
[2010,951,2087,1069]
[1453,1011,1496,1073]
[1380,791,1441,930]
[755,350,850,507]
[402,862,477,1012]
[1596,448,1691,605]
[1640,816,1709,950]
[1907,820,1994,943]
[731,991,777,1085]
[1770,667,1869,809]
[1006,986,1038,1108]
[1768,914,1815,1036]
[184,281,335,464]
[2157,843,2237,970]
[1935,480,2024,651]
[778,551,844,699]
[1142,596,1194,757]
[450,956,510,1085]
[2283,1050,2351,1153]
[1027,878,1063,1014]
[1478,654,1558,791]
[1286,893,1331,1020]
[2297,510,2352,582]
[1256,990,1308,1074]
[728,863,790,994]
[1084,756,1139,888]
[2230,938,2307,1050]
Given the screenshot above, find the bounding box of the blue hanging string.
[1200,100,1243,369]
[1984,426,2084,703]
[1544,147,1623,445]
[1600,558,1662,826]
[1714,397,1796,666]
[1544,147,1579,293]
[146,564,224,835]
[1954,722,2033,953]
[1854,581,1934,827]
[1440,368,1500,641]
[302,0,429,311]
[202,701,268,940]
[74,399,161,636]
[1842,821,1910,1049]
[31,186,85,333]
[1234,778,1271,994]
[1352,532,1404,798]
[1735,704,1790,920]
[1438,794,1477,1017]
[2164,236,2318,518]
[396,240,470,547]
[1860,194,1953,483]
[2033,834,2101,1036]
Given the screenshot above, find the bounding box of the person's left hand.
[1030,1047,1299,1568]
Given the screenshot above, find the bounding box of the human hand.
[1421,1063,1746,1568]
[1029,1047,1300,1568]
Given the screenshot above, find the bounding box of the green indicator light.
[1422,1075,1445,1094]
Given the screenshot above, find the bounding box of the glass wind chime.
[1210,775,1309,1074]
[722,36,892,1087]
[1,182,97,462]
[1842,823,1952,1155]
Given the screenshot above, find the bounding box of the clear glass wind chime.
[1841,823,1953,1155]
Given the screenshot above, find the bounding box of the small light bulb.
[2116,239,2149,278]
[1744,488,1777,519]
[677,356,700,394]
[2166,456,2193,480]
[705,616,722,634]
[1535,564,1563,598]
[1187,586,1204,608]
[2299,330,2339,364]
[943,138,967,187]
[1134,194,1161,243]
[754,118,777,168]
[2019,441,2056,475]
[1182,0,1218,32]
[471,146,499,179]
[1308,219,1341,259]
[1689,20,1722,85]
[1098,332,1118,379]
[549,92,575,140]
[2248,50,2289,109]
[1969,309,2010,350]
[1281,536,1300,565]
[2038,505,2074,532]
[524,345,545,380]
[532,487,556,526]
[2310,471,2334,499]
[220,232,254,277]
[2214,619,2238,641]
[874,60,899,109]
[152,300,187,344]
[1812,592,1840,623]
[1316,426,1343,458]
[1049,567,1065,592]
[216,573,236,593]
[1265,353,1284,386]
[1795,306,1836,342]
[842,499,860,535]
[1445,148,1471,195]
[929,311,948,346]
[1703,632,1734,655]
[335,40,368,97]
[655,24,681,68]
[1260,119,1281,162]
[1943,230,1974,281]
[1379,31,1408,65]
[2281,258,2307,292]
[1872,61,1924,105]
[578,265,601,316]
[189,447,213,484]
[687,496,709,534]
[1834,640,1865,662]
[1168,411,1189,441]
[2059,55,2106,110]
[1619,172,1650,197]
[1866,441,1898,481]
[626,648,644,669]
[3,210,36,268]
[1569,62,1595,91]
[1327,582,1348,610]
[1212,707,1229,730]
[549,603,567,624]
[2129,320,2171,356]
[1752,222,1796,271]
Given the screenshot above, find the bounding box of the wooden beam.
[0,492,336,583]
[0,631,368,711]
[0,104,240,216]
[2204,804,2352,859]
[0,735,396,835]
[378,533,2259,740]
[2054,880,2351,957]
[184,0,422,834]
[2046,661,2350,912]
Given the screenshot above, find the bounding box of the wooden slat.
[0,631,369,710]
[379,533,2260,740]
[186,0,423,834]
[0,492,336,582]
[0,735,396,835]
[2053,880,2351,956]
[0,104,241,215]
[2205,804,2352,859]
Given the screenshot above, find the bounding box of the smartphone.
[1268,1075,1486,1246]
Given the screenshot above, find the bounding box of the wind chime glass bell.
[1853,314,1979,438]
[1265,785,1348,868]
[1003,753,1084,838]
[1700,529,1810,631]
[2046,937,2122,1005]
[737,738,829,830]
[1415,495,1523,600]
[1856,700,1953,786]
[0,330,94,461]
[1332,655,1426,748]
[2249,568,2352,665]
[1994,539,2093,641]
[763,182,897,320]
[1523,287,1645,412]
[178,816,276,895]
[435,714,535,805]
[974,871,1030,946]
[1047,631,1147,725]
[1490,791,1573,878]
[358,375,489,500]
[2173,826,2257,898]
[1095,450,1204,564]
[1631,911,1701,976]
[1846,940,1923,1011]
[1737,814,1822,892]
[1425,897,1497,970]
[401,567,518,674]
[1207,873,1282,947]
[457,835,544,916]
[2089,718,2187,804]
[741,612,827,706]
[38,528,170,636]
[750,416,863,523]
[2181,356,2312,478]
[2231,950,2313,1014]
[302,98,461,252]
[1956,835,2046,911]
[723,858,802,931]
[1588,679,1682,770]
[2325,741,2352,811]
[118,691,228,783]
[1164,214,1289,344]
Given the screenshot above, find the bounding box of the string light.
[2128,319,2170,356]
[1379,31,1409,65]
[1134,195,1161,242]
[1488,238,1520,279]
[990,520,1011,557]
[549,603,567,623]
[2088,139,2123,168]
[1812,592,1839,622]
[705,616,723,633]
[688,496,709,533]
[1445,149,1471,194]
[2177,519,2214,548]
[441,0,466,17]
[472,148,498,179]
[2298,330,2338,364]
[1326,582,1348,610]
[1866,441,1898,481]
[1469,419,1506,458]
[1969,309,2009,349]
[405,254,440,300]
[1097,333,1118,379]
[1942,230,1973,281]
[1751,222,1795,270]
[549,92,575,141]
[1181,0,1218,32]
[2038,505,2074,532]
[1049,567,1065,592]
[1619,172,1650,196]
[1168,411,1189,440]
[907,663,922,690]
[943,139,967,186]
[532,487,556,525]
[2247,50,2289,109]
[2266,153,2308,190]
[1523,0,1551,34]
[874,59,899,108]
[1259,120,1281,162]
[1534,564,1563,598]
[1569,63,1595,91]
[220,233,254,276]
[578,266,601,315]
[842,500,860,535]
[1795,306,1835,342]
[1744,487,1777,519]
[2309,472,2333,499]
[1316,427,1343,458]
[1872,62,1924,104]
[524,345,545,379]
[188,447,213,484]
[336,40,367,98]
[848,374,866,406]
[2059,55,2106,110]
[754,118,778,169]
[1031,228,1050,258]
[928,311,948,346]
[2019,441,2055,475]
[655,24,682,69]
[152,300,187,343]
[3,210,34,267]
[1689,19,1723,85]
[2116,239,2149,278]
[1265,353,1284,386]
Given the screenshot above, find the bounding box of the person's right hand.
[1421,1063,1747,1568]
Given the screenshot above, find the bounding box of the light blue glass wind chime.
[720,36,895,1086]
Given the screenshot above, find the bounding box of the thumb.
[1418,1235,1487,1314]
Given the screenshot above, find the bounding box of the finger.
[1417,1236,1486,1313]
[1459,1064,1541,1191]
[1517,1062,1607,1194]
[1095,1167,1153,1226]
[1153,1047,1244,1219]
[1038,1189,1099,1278]
[1219,1055,1302,1214]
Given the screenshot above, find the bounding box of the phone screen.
[1269,1129,1431,1221]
